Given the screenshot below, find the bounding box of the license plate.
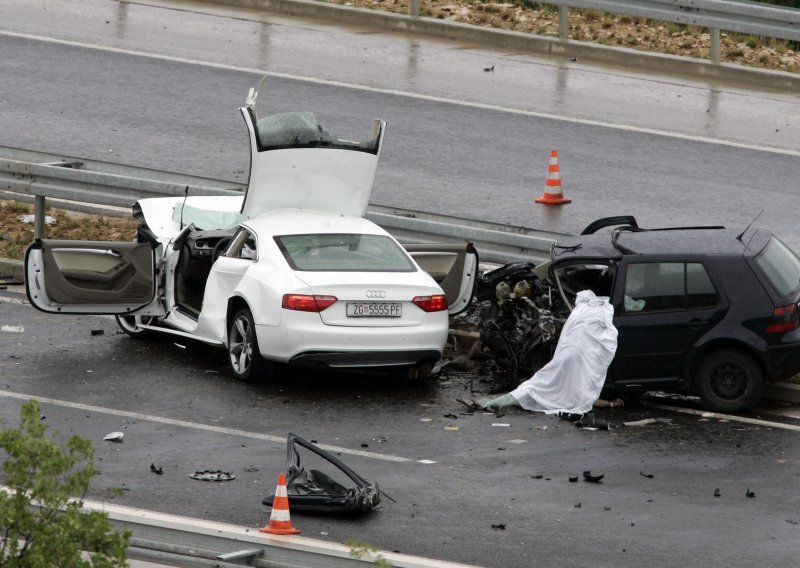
[346,302,402,317]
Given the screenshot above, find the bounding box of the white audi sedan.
[25,88,477,381]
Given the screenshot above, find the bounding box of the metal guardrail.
[401,0,800,64]
[14,495,481,568]
[0,146,562,264]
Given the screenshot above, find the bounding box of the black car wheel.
[115,315,156,338]
[696,349,764,412]
[228,308,273,381]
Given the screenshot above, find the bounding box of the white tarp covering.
[509,290,618,415]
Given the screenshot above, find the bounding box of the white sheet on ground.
[509,290,618,415]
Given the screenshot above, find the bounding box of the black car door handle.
[687,318,708,331]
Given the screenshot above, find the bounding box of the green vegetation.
[0,400,130,567]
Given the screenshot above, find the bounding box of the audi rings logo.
[365,289,386,299]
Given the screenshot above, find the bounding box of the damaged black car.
[463,216,800,412]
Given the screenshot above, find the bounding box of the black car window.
[624,262,718,313]
[686,263,717,308]
[755,237,800,297]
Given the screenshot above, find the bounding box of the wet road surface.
[2,290,800,567]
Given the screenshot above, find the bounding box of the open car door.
[25,239,160,315]
[404,242,478,315]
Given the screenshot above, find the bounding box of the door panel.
[404,243,478,315]
[26,239,158,314]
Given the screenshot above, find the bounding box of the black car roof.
[552,227,774,261]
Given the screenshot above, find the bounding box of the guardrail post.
[410,0,420,17]
[34,195,46,240]
[558,5,569,40]
[709,28,721,63]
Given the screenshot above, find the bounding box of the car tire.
[228,308,273,382]
[695,349,764,412]
[115,315,155,338]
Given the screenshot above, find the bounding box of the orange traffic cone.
[535,149,571,205]
[259,473,301,535]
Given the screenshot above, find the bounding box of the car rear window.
[275,233,417,272]
[755,237,800,297]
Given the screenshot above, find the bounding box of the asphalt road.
[2,0,800,244]
[2,289,800,567]
[3,1,800,566]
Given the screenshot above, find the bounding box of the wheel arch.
[226,296,251,341]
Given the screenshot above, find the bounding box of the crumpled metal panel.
[262,433,381,514]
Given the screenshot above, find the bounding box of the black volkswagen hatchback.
[544,216,800,412]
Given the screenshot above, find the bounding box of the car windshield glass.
[275,233,417,272]
[755,237,800,297]
[256,112,380,153]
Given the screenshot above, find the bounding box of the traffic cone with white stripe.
[535,149,571,205]
[259,473,301,535]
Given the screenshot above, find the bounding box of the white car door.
[404,242,479,315]
[25,239,163,316]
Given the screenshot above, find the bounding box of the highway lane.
[2,0,800,245]
[2,289,800,567]
[2,3,800,565]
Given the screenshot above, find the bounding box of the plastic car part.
[190,470,235,481]
[262,433,381,514]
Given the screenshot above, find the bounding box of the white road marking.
[642,401,800,432]
[3,31,799,158]
[0,389,413,463]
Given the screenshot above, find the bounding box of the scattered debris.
[491,523,506,530]
[361,443,369,448]
[17,214,56,225]
[455,398,488,414]
[443,413,458,419]
[604,506,611,511]
[746,488,756,498]
[507,439,528,444]
[483,65,495,72]
[444,426,459,431]
[191,470,235,481]
[150,463,163,475]
[492,423,510,427]
[531,475,543,479]
[419,418,433,422]
[103,432,124,442]
[714,488,721,497]
[263,433,382,514]
[90,329,104,336]
[583,471,604,483]
[624,418,657,427]
[574,502,581,508]
[640,471,654,479]
[244,466,260,472]
[569,476,578,483]
[1,325,24,333]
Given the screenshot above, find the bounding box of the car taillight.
[765,303,800,333]
[412,294,448,312]
[282,294,337,312]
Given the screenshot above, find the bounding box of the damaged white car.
[25,88,477,381]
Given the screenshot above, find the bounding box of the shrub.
[0,400,130,566]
